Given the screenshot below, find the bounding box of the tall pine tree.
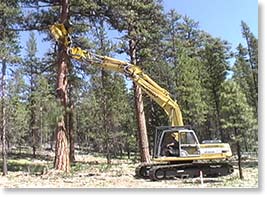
[199,35,231,141]
[0,0,21,176]
[220,80,257,179]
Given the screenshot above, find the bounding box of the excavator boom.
[50,23,184,126]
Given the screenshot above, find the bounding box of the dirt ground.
[0,152,258,188]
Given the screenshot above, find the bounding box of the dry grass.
[0,151,258,188]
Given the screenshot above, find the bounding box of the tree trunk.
[54,49,70,172]
[30,66,37,158]
[1,60,8,176]
[234,127,243,179]
[40,107,43,147]
[30,114,37,158]
[54,118,70,172]
[54,0,70,172]
[133,83,151,163]
[129,37,150,163]
[54,48,70,171]
[212,86,223,141]
[236,141,243,179]
[97,19,112,164]
[244,33,258,114]
[242,133,248,152]
[68,90,75,163]
[101,69,111,164]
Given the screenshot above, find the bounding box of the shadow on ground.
[0,152,53,174]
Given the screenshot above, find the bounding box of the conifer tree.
[241,21,258,113]
[19,0,102,170]
[160,11,207,138]
[233,44,256,113]
[233,22,258,116]
[77,16,134,162]
[199,35,231,141]
[102,0,165,163]
[6,70,29,152]
[53,0,71,173]
[220,80,257,179]
[0,0,21,176]
[24,32,40,158]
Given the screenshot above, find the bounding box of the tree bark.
[97,19,112,164]
[133,83,151,163]
[212,86,223,141]
[234,127,243,179]
[54,0,70,172]
[129,38,150,163]
[1,60,8,176]
[54,118,70,172]
[30,65,37,158]
[243,32,258,113]
[68,86,75,163]
[101,69,111,164]
[236,141,243,179]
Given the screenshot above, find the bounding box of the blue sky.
[162,0,258,48]
[19,0,258,58]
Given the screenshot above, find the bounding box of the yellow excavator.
[50,23,234,181]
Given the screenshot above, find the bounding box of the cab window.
[180,132,197,144]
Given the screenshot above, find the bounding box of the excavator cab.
[153,125,232,164]
[153,126,200,159]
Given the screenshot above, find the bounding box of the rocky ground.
[0,151,258,188]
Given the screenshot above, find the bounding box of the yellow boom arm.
[50,24,184,126]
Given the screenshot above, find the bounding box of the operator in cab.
[165,132,180,157]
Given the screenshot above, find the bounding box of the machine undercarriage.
[135,161,234,181]
[135,126,234,181]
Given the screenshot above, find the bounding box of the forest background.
[0,0,259,184]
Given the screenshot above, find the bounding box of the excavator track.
[135,163,162,179]
[135,162,234,181]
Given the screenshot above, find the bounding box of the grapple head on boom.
[50,23,72,47]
